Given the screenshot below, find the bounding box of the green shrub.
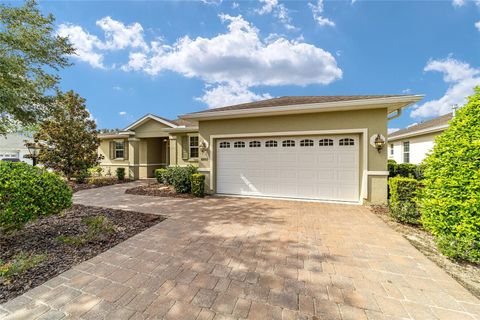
[414,163,426,180]
[75,170,90,184]
[387,159,398,178]
[388,177,420,225]
[0,162,72,231]
[116,167,125,181]
[155,168,170,184]
[419,87,480,263]
[191,173,205,197]
[397,163,417,178]
[169,165,198,193]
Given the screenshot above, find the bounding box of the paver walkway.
[1,181,479,320]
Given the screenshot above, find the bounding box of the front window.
[189,136,199,158]
[390,144,394,156]
[115,141,124,159]
[403,141,410,163]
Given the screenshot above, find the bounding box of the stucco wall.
[197,108,388,203]
[168,133,199,167]
[133,119,171,138]
[388,131,441,164]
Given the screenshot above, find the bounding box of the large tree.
[35,91,102,180]
[0,0,74,134]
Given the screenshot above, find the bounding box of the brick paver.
[1,181,479,319]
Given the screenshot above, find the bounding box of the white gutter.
[388,124,448,141]
[161,127,199,133]
[180,95,424,121]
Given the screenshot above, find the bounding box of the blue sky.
[34,0,480,132]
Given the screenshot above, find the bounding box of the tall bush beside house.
[0,162,72,231]
[169,165,198,193]
[419,87,480,263]
[191,173,205,197]
[116,168,125,181]
[388,177,420,225]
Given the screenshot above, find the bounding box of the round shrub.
[155,168,170,185]
[116,167,125,181]
[191,173,205,197]
[169,165,198,193]
[0,162,72,231]
[419,87,480,263]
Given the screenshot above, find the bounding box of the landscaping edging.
[0,204,164,303]
[371,205,480,299]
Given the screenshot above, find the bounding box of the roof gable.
[388,113,453,140]
[124,114,178,131]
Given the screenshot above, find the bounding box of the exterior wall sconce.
[200,140,209,153]
[371,134,386,153]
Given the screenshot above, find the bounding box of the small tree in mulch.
[35,91,103,181]
[419,86,480,264]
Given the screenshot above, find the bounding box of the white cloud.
[113,86,122,91]
[452,0,466,7]
[96,17,148,51]
[200,0,223,5]
[124,14,342,88]
[476,21,480,31]
[196,82,273,108]
[388,128,399,134]
[119,111,127,116]
[232,2,239,9]
[57,24,105,68]
[256,0,296,30]
[257,0,278,14]
[402,88,412,94]
[410,57,480,118]
[309,0,335,27]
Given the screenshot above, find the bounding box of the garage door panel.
[216,136,359,202]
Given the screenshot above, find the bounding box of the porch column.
[169,136,177,166]
[128,137,140,179]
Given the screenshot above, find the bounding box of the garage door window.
[319,139,333,146]
[339,138,354,146]
[265,140,277,147]
[219,141,230,148]
[234,141,245,148]
[300,139,314,147]
[249,141,261,148]
[282,140,295,147]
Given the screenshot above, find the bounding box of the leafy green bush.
[168,165,198,193]
[388,177,420,225]
[0,162,72,231]
[75,170,90,184]
[191,173,205,197]
[155,168,172,185]
[419,87,480,263]
[414,163,426,180]
[116,167,125,180]
[397,163,417,178]
[387,159,398,178]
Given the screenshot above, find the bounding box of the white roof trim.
[180,95,424,121]
[388,124,448,141]
[161,127,199,133]
[123,114,178,131]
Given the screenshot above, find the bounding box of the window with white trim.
[282,140,295,147]
[300,139,314,147]
[339,138,354,146]
[219,141,230,148]
[234,141,245,148]
[390,144,394,156]
[115,141,125,159]
[319,139,334,146]
[249,141,261,148]
[189,136,199,158]
[265,140,277,147]
[403,141,410,163]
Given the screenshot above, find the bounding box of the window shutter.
[109,141,114,159]
[123,139,129,160]
[181,136,189,160]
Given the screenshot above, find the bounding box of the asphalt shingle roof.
[389,113,453,138]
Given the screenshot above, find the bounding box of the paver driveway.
[1,181,479,320]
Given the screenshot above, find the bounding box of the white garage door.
[216,135,359,202]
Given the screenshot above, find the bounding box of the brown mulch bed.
[371,205,480,299]
[69,178,131,193]
[125,182,207,199]
[0,204,164,303]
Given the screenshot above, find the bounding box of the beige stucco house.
[98,95,422,204]
[388,113,452,164]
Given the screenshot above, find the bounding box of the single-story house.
[388,112,452,164]
[98,95,422,204]
[0,133,33,165]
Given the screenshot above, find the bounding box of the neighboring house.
[388,113,452,164]
[0,133,33,165]
[98,95,422,204]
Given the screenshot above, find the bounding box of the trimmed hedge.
[155,168,172,185]
[387,159,398,178]
[388,177,420,225]
[388,160,425,180]
[0,162,72,231]
[116,168,125,181]
[419,87,480,263]
[168,165,198,193]
[191,173,205,197]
